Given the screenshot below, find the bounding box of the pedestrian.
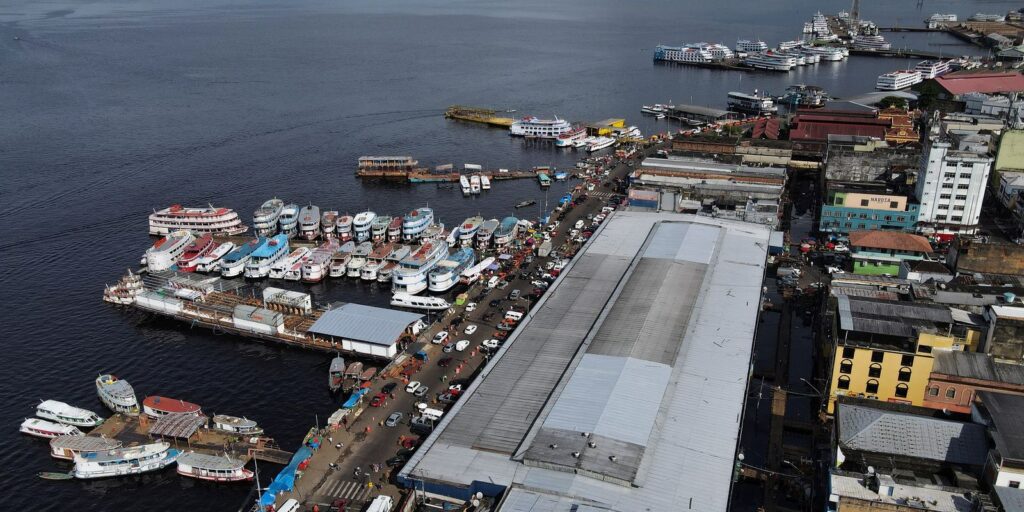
[336,443,342,450]
[328,436,333,444]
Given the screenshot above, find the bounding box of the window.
[860,199,869,207]
[955,195,967,200]
[871,351,885,363]
[952,216,963,222]
[869,363,882,378]
[940,194,952,199]
[942,183,954,189]
[837,375,851,390]
[843,347,855,359]
[895,383,909,398]
[945,387,956,398]
[840,359,853,374]
[897,217,905,222]
[901,354,914,366]
[898,367,912,382]
[890,201,898,209]
[944,172,956,178]
[885,215,893,221]
[953,205,965,211]
[935,215,947,221]
[859,213,868,219]
[928,387,939,397]
[957,184,970,189]
[1010,481,1020,489]
[919,345,932,353]
[866,379,879,394]
[959,173,971,179]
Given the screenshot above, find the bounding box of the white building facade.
[915,138,993,238]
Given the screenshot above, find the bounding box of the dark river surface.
[1,0,1017,509]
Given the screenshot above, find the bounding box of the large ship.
[302,239,341,283]
[851,34,891,50]
[278,204,300,239]
[371,215,392,243]
[742,52,796,71]
[915,60,950,80]
[328,241,356,278]
[377,244,411,283]
[493,216,519,247]
[876,70,922,91]
[176,452,254,482]
[193,242,235,273]
[176,234,217,272]
[95,374,140,416]
[148,204,247,237]
[352,211,376,242]
[458,216,484,246]
[654,45,714,64]
[387,216,403,243]
[269,247,310,280]
[727,90,778,116]
[50,435,122,461]
[587,136,616,152]
[476,218,499,249]
[219,237,264,278]
[392,240,449,294]
[420,223,444,240]
[243,234,289,279]
[402,208,433,241]
[142,396,202,419]
[428,247,475,292]
[509,116,573,139]
[361,242,394,281]
[252,199,284,236]
[391,292,451,311]
[298,205,321,241]
[735,39,768,53]
[802,45,846,61]
[336,214,353,242]
[36,400,104,428]
[346,241,374,278]
[143,230,195,272]
[72,442,179,479]
[321,210,338,238]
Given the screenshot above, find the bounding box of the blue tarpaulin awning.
[258,445,314,507]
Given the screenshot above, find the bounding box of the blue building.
[819,183,919,234]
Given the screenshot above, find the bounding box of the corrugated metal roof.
[837,403,987,465]
[934,72,1024,95]
[977,391,1024,461]
[308,303,422,346]
[932,351,1024,385]
[837,296,952,337]
[995,486,1024,512]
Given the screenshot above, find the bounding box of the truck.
[537,239,553,258]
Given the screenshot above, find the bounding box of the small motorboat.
[20,419,84,439]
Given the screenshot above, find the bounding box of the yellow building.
[826,296,982,413]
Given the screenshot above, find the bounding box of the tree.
[878,96,908,109]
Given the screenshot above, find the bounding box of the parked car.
[438,357,453,367]
[464,324,478,335]
[482,339,500,349]
[405,381,421,393]
[370,392,387,407]
[509,289,521,300]
[465,302,477,312]
[382,382,397,394]
[455,339,471,351]
[442,342,455,353]
[385,412,403,427]
[413,385,429,397]
[432,331,449,345]
[531,280,548,288]
[482,311,495,322]
[489,299,502,308]
[386,453,411,467]
[496,280,510,290]
[438,392,457,404]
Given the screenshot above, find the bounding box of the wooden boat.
[50,435,122,460]
[176,451,254,482]
[359,367,378,381]
[38,472,74,481]
[142,396,202,419]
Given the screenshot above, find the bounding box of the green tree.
[878,96,908,109]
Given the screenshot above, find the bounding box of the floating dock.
[444,105,515,127]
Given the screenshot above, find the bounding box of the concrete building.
[899,260,954,284]
[398,212,770,511]
[996,131,1024,173]
[631,155,786,207]
[997,173,1024,236]
[923,351,1024,414]
[973,391,1024,489]
[916,121,995,238]
[985,305,1024,362]
[849,230,934,276]
[824,135,922,183]
[827,470,984,512]
[930,72,1024,101]
[947,238,1024,277]
[993,485,1024,512]
[820,182,920,234]
[307,303,423,359]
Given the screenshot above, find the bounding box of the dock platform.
[444,105,514,127]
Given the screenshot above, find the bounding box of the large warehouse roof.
[308,303,422,346]
[399,212,770,512]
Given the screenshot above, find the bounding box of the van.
[278,499,301,512]
[505,311,524,322]
[487,276,500,289]
[420,407,444,421]
[366,495,395,512]
[574,219,585,230]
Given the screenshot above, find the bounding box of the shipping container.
[135,291,183,315]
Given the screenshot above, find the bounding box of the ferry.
[480,174,491,190]
[321,210,338,238]
[851,34,891,50]
[212,415,263,436]
[392,240,449,294]
[555,125,587,147]
[328,241,356,278]
[735,39,768,53]
[460,175,472,196]
[219,238,264,278]
[470,175,482,194]
[458,216,484,246]
[387,216,403,242]
[493,216,519,246]
[654,45,713,64]
[926,13,957,29]
[509,116,573,139]
[283,252,310,281]
[377,244,411,283]
[352,211,376,242]
[36,400,103,428]
[95,374,140,416]
[329,355,345,392]
[148,204,247,237]
[278,204,300,238]
[102,270,144,305]
[915,60,950,80]
[476,218,499,249]
[336,214,353,242]
[445,228,459,248]
[743,51,795,71]
[21,419,83,439]
[968,13,1004,22]
[777,40,803,51]
[460,256,495,285]
[50,436,122,461]
[72,441,180,479]
[371,215,392,243]
[420,223,445,240]
[538,173,551,188]
[361,242,394,281]
[269,247,310,280]
[641,104,673,115]
[142,396,202,419]
[727,90,778,116]
[779,84,828,108]
[176,452,253,482]
[194,242,235,273]
[402,208,434,241]
[243,234,290,278]
[587,136,616,152]
[298,205,321,241]
[143,230,195,271]
[428,247,475,292]
[876,70,922,90]
[176,234,217,272]
[391,292,451,311]
[252,199,284,236]
[803,45,845,61]
[346,241,373,278]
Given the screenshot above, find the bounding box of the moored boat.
[212,415,263,436]
[95,374,140,416]
[270,247,311,280]
[144,230,195,272]
[336,214,353,242]
[301,239,340,283]
[514,200,536,209]
[321,210,338,238]
[377,245,411,283]
[361,242,394,281]
[391,292,451,311]
[328,355,345,393]
[480,174,491,190]
[392,240,449,295]
[346,241,374,278]
[460,256,496,284]
[555,124,587,147]
[102,269,144,305]
[50,435,122,460]
[420,223,444,240]
[243,234,290,279]
[460,175,471,196]
[176,452,253,482]
[328,241,356,278]
[476,218,499,250]
[176,234,217,272]
[387,216,403,243]
[494,216,519,246]
[469,175,482,194]
[36,400,103,428]
[194,241,235,273]
[20,418,84,439]
[352,211,376,242]
[252,199,284,236]
[72,441,179,479]
[142,396,203,419]
[278,204,300,239]
[371,215,392,243]
[428,247,475,292]
[149,204,247,237]
[298,205,321,241]
[219,238,264,278]
[402,208,434,241]
[458,216,484,246]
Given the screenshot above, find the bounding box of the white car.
[466,302,477,312]
[833,243,849,253]
[531,280,548,288]
[455,339,471,351]
[482,339,500,349]
[545,262,555,270]
[405,381,422,393]
[432,331,449,345]
[464,324,477,335]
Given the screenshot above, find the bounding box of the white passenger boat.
[876,70,922,91]
[391,292,451,311]
[476,218,499,249]
[852,34,891,50]
[193,242,235,273]
[428,247,475,292]
[727,90,778,116]
[460,256,495,285]
[328,242,355,278]
[509,116,573,139]
[480,175,491,190]
[50,435,122,460]
[743,51,796,71]
[36,400,103,428]
[176,452,253,482]
[252,199,284,236]
[212,414,263,435]
[143,230,195,272]
[736,39,768,53]
[72,442,179,479]
[269,247,310,280]
[277,204,300,239]
[352,211,376,242]
[346,242,373,278]
[469,175,482,194]
[361,243,394,281]
[148,204,247,237]
[460,175,471,196]
[176,234,217,273]
[371,215,392,243]
[301,239,340,283]
[20,418,83,439]
[915,60,950,80]
[377,245,411,283]
[321,210,338,238]
[387,216,403,243]
[336,214,353,242]
[402,208,433,241]
[298,205,321,241]
[243,234,290,278]
[95,374,140,416]
[494,216,519,246]
[586,136,616,152]
[420,223,445,240]
[219,238,263,278]
[458,216,483,246]
[392,240,449,294]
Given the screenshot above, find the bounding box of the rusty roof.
[934,72,1024,96]
[850,230,933,254]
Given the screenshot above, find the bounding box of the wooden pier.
[444,105,515,127]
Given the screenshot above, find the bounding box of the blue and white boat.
[352,211,376,242]
[278,204,300,238]
[428,248,475,292]
[493,217,519,246]
[72,442,180,479]
[393,240,449,295]
[252,198,284,236]
[402,208,434,241]
[244,234,290,278]
[458,216,483,247]
[220,238,265,278]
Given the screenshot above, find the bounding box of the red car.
[438,357,453,367]
[370,392,388,407]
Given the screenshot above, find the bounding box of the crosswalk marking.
[319,478,369,502]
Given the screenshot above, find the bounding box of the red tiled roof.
[790,122,887,142]
[934,72,1024,95]
[849,230,933,254]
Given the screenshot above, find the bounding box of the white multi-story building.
[915,123,993,238]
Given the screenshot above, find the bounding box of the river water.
[1,0,1018,509]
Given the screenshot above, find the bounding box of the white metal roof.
[308,303,422,347]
